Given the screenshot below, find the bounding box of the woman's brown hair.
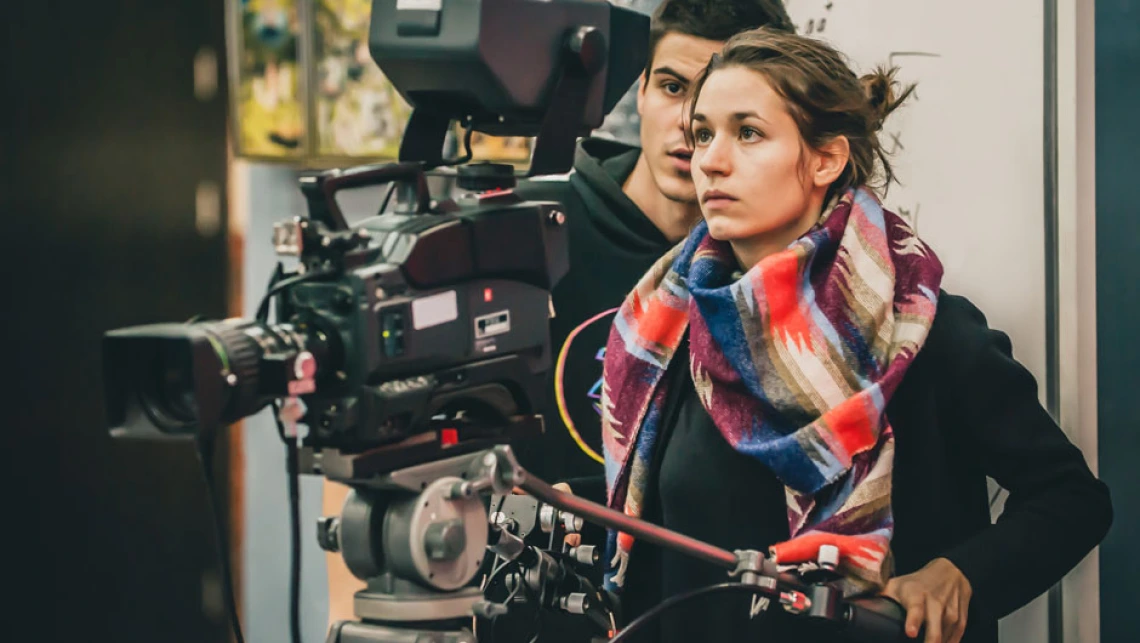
[686,27,915,204]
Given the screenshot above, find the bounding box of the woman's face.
[690,66,843,265]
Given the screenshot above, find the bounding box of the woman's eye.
[693,129,712,144]
[740,127,762,141]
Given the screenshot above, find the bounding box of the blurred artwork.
[227,0,551,162]
[234,0,307,158]
[314,0,410,158]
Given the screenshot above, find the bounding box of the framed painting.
[228,0,308,159]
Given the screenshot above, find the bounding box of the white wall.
[1057,0,1100,641]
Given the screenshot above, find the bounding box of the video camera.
[104,0,645,460]
[101,1,910,641]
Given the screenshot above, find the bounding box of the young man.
[513,0,795,484]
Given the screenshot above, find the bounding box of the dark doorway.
[1096,1,1140,641]
[4,1,233,641]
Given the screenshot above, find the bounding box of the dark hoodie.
[513,138,676,483]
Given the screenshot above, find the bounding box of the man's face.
[636,33,724,204]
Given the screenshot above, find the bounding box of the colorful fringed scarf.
[600,187,943,592]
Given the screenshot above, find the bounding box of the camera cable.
[607,583,773,643]
[259,263,305,643]
[195,433,248,643]
[553,307,619,465]
[435,121,476,169]
[272,404,304,643]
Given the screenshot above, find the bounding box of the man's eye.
[663,82,683,96]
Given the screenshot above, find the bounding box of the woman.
[597,28,1112,643]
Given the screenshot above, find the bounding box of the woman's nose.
[698,136,731,176]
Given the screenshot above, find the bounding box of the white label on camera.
[474,310,511,339]
[396,0,441,10]
[412,291,458,330]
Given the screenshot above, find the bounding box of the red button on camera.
[294,351,317,380]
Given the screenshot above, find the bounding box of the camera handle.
[526,26,607,177]
[298,161,433,231]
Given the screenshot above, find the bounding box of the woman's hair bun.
[860,66,911,132]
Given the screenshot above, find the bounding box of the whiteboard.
[782,2,1050,640]
[782,0,1048,382]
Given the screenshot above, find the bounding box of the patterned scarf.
[600,188,943,592]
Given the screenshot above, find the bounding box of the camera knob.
[293,351,317,380]
[424,519,467,561]
[569,545,599,567]
[568,26,607,75]
[316,516,340,553]
[818,544,840,571]
[562,511,583,533]
[560,592,590,615]
[539,504,557,533]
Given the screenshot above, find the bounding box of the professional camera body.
[101,2,909,642]
[105,161,566,459]
[104,0,647,458]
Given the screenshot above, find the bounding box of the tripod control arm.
[495,447,742,572]
[483,445,907,642]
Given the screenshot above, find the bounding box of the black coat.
[883,292,1112,641]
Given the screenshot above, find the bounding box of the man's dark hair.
[645,0,795,74]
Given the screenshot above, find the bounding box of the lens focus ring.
[208,323,264,421]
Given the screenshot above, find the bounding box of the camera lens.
[104,317,328,437]
[155,361,198,424]
[139,342,199,431]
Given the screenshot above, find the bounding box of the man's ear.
[636,69,649,116]
[812,135,851,187]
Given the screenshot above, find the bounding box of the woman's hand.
[882,557,973,643]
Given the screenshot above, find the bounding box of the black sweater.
[513,139,674,483]
[621,344,811,642]
[573,293,1113,643]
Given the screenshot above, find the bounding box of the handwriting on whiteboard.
[797,0,834,35]
[882,52,940,236]
[897,203,921,231]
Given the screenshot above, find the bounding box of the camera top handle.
[298,162,433,231]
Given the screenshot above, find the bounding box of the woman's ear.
[812,135,851,188]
